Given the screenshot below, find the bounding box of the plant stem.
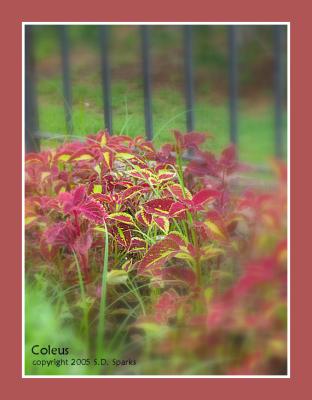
[96,220,109,358]
[127,279,146,316]
[176,149,201,281]
[72,251,89,344]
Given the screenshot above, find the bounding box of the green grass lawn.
[37,75,287,165]
[32,25,287,164]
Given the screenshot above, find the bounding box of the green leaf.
[93,184,102,194]
[25,216,37,225]
[116,152,135,160]
[121,259,133,272]
[107,270,128,285]
[136,322,170,338]
[57,153,71,162]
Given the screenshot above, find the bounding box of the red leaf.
[183,132,207,148]
[157,172,176,181]
[174,131,207,150]
[206,301,230,328]
[128,237,146,253]
[138,233,185,274]
[69,149,95,162]
[231,258,276,299]
[136,209,153,226]
[59,186,107,223]
[153,216,169,233]
[121,185,146,201]
[161,266,196,287]
[166,184,192,200]
[143,199,175,216]
[169,202,187,217]
[108,212,135,225]
[73,231,93,255]
[155,289,181,324]
[59,186,85,213]
[45,221,77,248]
[111,226,132,248]
[78,198,107,223]
[191,189,220,208]
[39,236,59,261]
[186,150,219,177]
[219,144,237,174]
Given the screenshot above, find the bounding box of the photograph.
[23,23,288,376]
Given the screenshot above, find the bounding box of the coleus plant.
[25,129,287,375]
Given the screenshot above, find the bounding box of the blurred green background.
[33,25,287,162]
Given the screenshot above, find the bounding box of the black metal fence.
[25,24,287,158]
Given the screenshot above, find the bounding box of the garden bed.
[25,130,287,375]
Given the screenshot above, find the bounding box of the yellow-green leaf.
[109,212,135,226]
[57,154,71,162]
[94,164,101,177]
[103,151,111,167]
[93,184,102,194]
[107,270,128,285]
[25,216,37,225]
[116,152,135,160]
[73,154,94,161]
[121,259,133,272]
[205,220,227,240]
[100,133,107,147]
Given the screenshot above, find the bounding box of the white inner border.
[22,21,291,379]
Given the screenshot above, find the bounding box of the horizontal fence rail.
[24,25,287,159]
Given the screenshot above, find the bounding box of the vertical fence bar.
[140,26,153,141]
[274,25,284,159]
[183,26,195,132]
[59,26,73,136]
[25,25,40,152]
[99,26,113,134]
[228,25,238,145]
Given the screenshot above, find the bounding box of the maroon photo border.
[1,0,308,397]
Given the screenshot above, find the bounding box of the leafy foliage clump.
[25,130,287,375]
